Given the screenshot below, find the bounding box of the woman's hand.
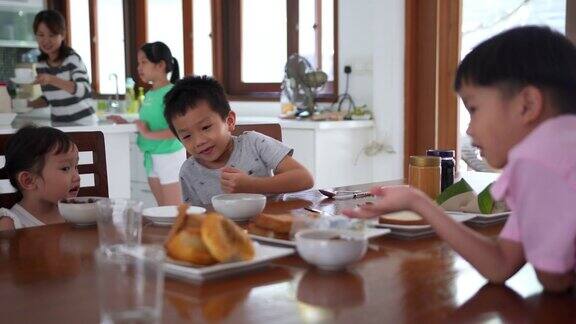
[106,115,128,124]
[35,73,56,86]
[342,185,429,219]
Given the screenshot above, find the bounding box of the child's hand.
[342,185,428,219]
[134,120,150,135]
[106,115,128,124]
[220,167,252,193]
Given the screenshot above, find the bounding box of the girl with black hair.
[28,10,95,124]
[109,42,184,206]
[0,126,80,231]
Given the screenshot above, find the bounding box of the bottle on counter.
[408,155,442,199]
[137,87,145,107]
[426,149,455,192]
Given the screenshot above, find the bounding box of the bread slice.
[253,213,293,234]
[247,223,290,241]
[379,211,428,226]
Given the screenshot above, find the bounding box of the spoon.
[318,189,372,200]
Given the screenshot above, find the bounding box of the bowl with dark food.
[58,197,103,226]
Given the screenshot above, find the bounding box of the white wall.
[231,0,405,182]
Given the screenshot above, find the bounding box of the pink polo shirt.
[491,115,576,274]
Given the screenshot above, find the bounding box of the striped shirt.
[36,52,95,122]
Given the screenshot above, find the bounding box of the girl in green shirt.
[110,42,185,206]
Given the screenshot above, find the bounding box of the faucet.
[108,73,120,112]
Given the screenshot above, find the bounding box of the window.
[147,0,185,78]
[458,0,566,169]
[68,0,92,82]
[96,0,126,94]
[224,0,337,99]
[192,0,213,76]
[58,0,338,100]
[241,0,287,83]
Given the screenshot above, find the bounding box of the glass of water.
[95,244,165,324]
[96,199,143,247]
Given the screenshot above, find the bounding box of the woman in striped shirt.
[29,10,95,123]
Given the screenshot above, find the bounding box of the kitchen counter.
[236,116,374,130]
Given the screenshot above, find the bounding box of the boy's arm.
[221,156,314,194]
[412,196,526,283]
[135,121,176,140]
[535,270,575,293]
[344,186,526,283]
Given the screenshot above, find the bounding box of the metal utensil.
[318,189,372,200]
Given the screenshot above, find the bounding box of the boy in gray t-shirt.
[163,76,314,205]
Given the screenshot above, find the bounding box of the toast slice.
[253,213,293,234]
[379,211,428,226]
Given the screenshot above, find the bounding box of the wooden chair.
[0,131,108,208]
[233,123,282,142]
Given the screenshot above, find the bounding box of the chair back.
[233,123,282,141]
[0,131,109,208]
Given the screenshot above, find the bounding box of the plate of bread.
[247,212,391,247]
[163,206,294,282]
[370,211,475,238]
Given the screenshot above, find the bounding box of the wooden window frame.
[56,0,338,101]
[404,0,461,178]
[221,0,338,102]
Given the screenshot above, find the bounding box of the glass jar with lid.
[408,156,441,199]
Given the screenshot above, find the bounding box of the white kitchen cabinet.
[278,121,374,189]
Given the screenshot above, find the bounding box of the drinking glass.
[95,244,165,324]
[96,199,143,247]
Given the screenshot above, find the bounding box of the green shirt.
[136,84,183,173]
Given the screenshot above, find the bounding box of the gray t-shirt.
[180,131,293,205]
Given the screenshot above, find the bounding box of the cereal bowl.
[58,197,103,226]
[211,193,266,221]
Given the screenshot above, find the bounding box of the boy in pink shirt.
[345,26,576,292]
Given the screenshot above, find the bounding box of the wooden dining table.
[1,180,575,323]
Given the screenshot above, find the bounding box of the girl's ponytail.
[170,57,180,83]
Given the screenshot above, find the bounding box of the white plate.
[143,205,206,224]
[447,211,510,226]
[369,212,477,231]
[164,242,294,282]
[250,227,391,247]
[10,77,35,84]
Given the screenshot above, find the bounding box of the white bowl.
[0,113,17,126]
[142,205,206,225]
[295,229,368,271]
[211,193,266,221]
[58,196,104,226]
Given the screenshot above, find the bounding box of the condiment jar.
[408,156,441,199]
[426,149,455,192]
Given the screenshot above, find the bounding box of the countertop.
[0,112,374,135]
[0,114,137,134]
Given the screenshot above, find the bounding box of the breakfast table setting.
[1,177,575,323]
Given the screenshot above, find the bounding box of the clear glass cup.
[96,199,143,247]
[95,244,165,324]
